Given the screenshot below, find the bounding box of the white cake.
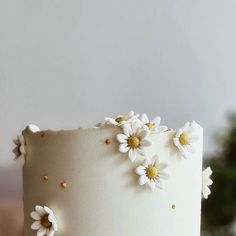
[13,111,213,236]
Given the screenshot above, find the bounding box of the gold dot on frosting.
[43,175,48,181]
[61,182,67,189]
[105,139,111,144]
[172,204,176,210]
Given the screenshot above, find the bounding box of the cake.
[13,111,213,236]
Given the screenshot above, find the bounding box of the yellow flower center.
[179,132,190,145]
[146,166,159,180]
[115,117,125,123]
[41,214,52,229]
[145,122,154,129]
[127,136,140,149]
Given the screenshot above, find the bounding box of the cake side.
[20,118,203,236]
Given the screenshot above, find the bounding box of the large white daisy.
[105,110,139,126]
[13,135,26,166]
[136,155,169,191]
[202,167,213,199]
[173,121,199,158]
[31,205,58,236]
[140,113,168,133]
[117,122,152,162]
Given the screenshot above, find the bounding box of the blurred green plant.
[202,113,236,236]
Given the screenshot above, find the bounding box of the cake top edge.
[22,111,202,134]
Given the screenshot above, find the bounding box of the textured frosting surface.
[23,124,203,236]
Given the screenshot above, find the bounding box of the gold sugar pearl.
[171,204,176,210]
[43,175,48,181]
[61,182,67,189]
[105,139,111,144]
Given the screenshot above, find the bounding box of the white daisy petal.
[119,144,129,153]
[152,116,161,126]
[182,122,190,130]
[202,167,213,199]
[35,206,46,216]
[141,139,152,147]
[47,228,55,236]
[123,124,133,137]
[138,130,149,139]
[117,134,128,143]
[137,147,146,156]
[152,155,159,162]
[144,157,152,166]
[157,126,168,132]
[159,172,169,179]
[139,175,148,185]
[128,149,137,162]
[147,180,156,191]
[136,166,146,175]
[127,110,134,117]
[37,227,47,236]
[31,221,41,230]
[44,206,53,216]
[31,212,41,220]
[158,162,168,170]
[141,113,149,124]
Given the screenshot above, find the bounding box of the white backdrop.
[1,0,236,198]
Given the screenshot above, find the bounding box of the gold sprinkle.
[105,139,111,144]
[61,182,67,189]
[43,175,48,181]
[172,204,176,210]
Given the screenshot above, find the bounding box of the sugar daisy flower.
[13,134,26,166]
[105,110,139,126]
[140,113,168,133]
[117,122,152,162]
[202,167,213,199]
[173,121,199,158]
[31,205,58,236]
[136,155,169,191]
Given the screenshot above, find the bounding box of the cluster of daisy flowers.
[105,111,202,161]
[106,111,172,191]
[105,111,212,194]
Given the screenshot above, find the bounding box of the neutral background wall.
[1,0,236,198]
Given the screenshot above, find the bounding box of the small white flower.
[173,121,199,158]
[13,135,26,165]
[136,155,169,191]
[202,167,213,199]
[105,110,139,126]
[117,122,152,162]
[31,205,58,236]
[140,113,168,133]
